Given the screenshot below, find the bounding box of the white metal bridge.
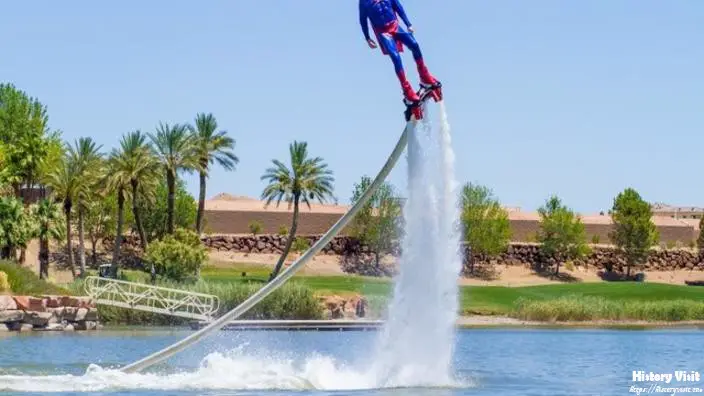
[84,276,220,322]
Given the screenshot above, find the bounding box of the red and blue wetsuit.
[359,0,439,102]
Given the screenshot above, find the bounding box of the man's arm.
[359,2,371,41]
[391,0,412,28]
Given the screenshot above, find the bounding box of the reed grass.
[512,294,704,322]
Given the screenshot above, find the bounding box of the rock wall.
[201,234,394,256]
[480,243,704,273]
[0,295,101,332]
[199,235,704,274]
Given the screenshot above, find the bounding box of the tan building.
[652,203,704,220]
[203,194,701,245]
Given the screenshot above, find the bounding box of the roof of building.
[652,202,704,213]
[205,194,700,228]
[205,193,348,214]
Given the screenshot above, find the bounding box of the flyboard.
[119,83,442,374]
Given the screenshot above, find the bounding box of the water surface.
[1,327,702,395]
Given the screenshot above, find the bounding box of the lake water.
[0,327,702,395]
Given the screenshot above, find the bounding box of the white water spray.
[367,101,464,388]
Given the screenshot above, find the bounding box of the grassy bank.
[65,277,324,325]
[0,261,70,295]
[3,261,703,324]
[199,265,704,321]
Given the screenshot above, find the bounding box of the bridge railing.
[84,276,220,321]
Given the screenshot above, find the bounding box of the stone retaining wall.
[199,235,704,274]
[477,243,704,273]
[0,295,101,332]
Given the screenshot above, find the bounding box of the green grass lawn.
[461,283,704,315]
[197,265,704,316]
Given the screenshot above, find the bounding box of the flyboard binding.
[404,81,443,121]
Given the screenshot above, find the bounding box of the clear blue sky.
[2,1,702,213]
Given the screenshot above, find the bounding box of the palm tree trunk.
[166,170,175,234]
[269,197,300,281]
[196,170,206,234]
[89,228,98,266]
[78,207,87,278]
[64,201,76,279]
[131,179,148,251]
[110,188,125,278]
[39,236,49,280]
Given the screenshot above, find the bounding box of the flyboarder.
[359,0,442,115]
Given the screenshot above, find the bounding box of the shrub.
[0,271,9,292]
[248,221,263,236]
[278,225,289,236]
[144,228,207,283]
[292,236,311,253]
[192,281,323,320]
[591,235,600,244]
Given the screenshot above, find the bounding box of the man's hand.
[367,39,378,49]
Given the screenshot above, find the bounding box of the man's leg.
[396,30,440,88]
[377,32,420,102]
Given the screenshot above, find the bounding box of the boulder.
[0,295,17,311]
[24,312,53,327]
[0,310,24,323]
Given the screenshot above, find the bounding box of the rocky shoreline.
[0,295,101,332]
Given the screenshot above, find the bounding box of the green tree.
[138,178,197,242]
[42,145,82,278]
[698,219,704,250]
[609,188,659,277]
[84,191,117,266]
[189,113,239,234]
[349,175,403,268]
[30,198,64,279]
[149,122,198,235]
[459,183,511,274]
[261,141,335,281]
[70,137,103,277]
[105,148,130,277]
[0,196,34,260]
[536,196,590,275]
[0,83,54,197]
[109,131,159,250]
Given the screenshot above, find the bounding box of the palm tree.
[189,113,239,234]
[149,122,198,234]
[109,131,159,250]
[42,146,81,278]
[30,198,64,280]
[105,151,128,278]
[69,137,103,278]
[260,141,335,281]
